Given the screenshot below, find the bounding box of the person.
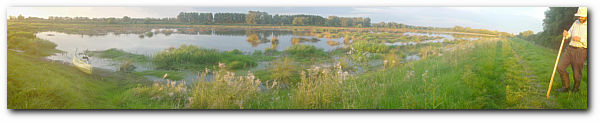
[82,54,90,64]
[556,7,587,93]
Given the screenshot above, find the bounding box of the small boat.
[72,56,93,74]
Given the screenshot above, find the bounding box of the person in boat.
[556,7,587,93]
[82,54,90,64]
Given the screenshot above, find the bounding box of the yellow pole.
[546,36,567,99]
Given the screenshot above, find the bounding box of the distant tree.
[246,11,260,24]
[363,17,371,27]
[523,7,578,49]
[107,18,117,24]
[143,18,152,24]
[327,16,341,27]
[122,16,131,23]
[543,7,578,37]
[17,14,25,20]
[517,30,535,38]
[292,17,307,25]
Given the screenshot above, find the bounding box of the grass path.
[507,38,587,109]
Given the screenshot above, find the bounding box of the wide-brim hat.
[575,7,587,17]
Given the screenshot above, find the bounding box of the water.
[385,32,481,46]
[37,28,480,83]
[37,28,346,71]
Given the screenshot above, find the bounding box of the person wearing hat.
[556,7,587,93]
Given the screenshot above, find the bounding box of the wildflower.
[384,60,388,64]
[169,92,174,97]
[255,79,261,86]
[218,62,226,68]
[271,81,278,88]
[322,68,329,74]
[170,81,176,87]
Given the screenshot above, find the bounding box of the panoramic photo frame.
[6,6,587,110]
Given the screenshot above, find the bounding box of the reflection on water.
[405,54,421,61]
[37,28,346,71]
[386,32,482,46]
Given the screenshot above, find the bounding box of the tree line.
[175,11,372,27]
[516,7,579,50]
[8,11,512,36]
[9,11,373,28]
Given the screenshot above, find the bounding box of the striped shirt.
[566,20,587,48]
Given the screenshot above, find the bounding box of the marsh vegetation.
[7,17,586,109]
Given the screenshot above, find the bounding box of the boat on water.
[72,56,92,74]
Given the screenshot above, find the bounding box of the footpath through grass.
[509,38,587,109]
[339,38,586,109]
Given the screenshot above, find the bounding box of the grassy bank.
[7,51,178,109]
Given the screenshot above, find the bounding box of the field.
[7,22,587,109]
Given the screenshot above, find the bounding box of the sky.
[7,7,548,34]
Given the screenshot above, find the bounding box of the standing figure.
[556,7,587,93]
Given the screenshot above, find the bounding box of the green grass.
[8,51,102,109]
[7,20,586,109]
[284,44,328,61]
[350,41,390,53]
[7,51,180,109]
[88,48,150,62]
[7,31,60,56]
[153,45,258,70]
[509,38,587,109]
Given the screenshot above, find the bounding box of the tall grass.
[153,45,257,70]
[8,51,103,109]
[7,31,59,56]
[284,44,327,61]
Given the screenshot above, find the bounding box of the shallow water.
[37,28,477,83]
[385,32,481,46]
[37,28,346,71]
